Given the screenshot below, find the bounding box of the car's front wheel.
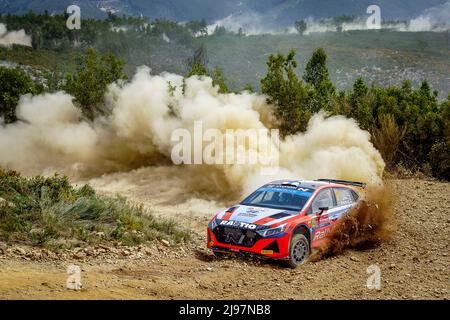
[212,250,226,259]
[284,233,310,268]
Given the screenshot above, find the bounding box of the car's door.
[328,187,358,223]
[308,188,336,247]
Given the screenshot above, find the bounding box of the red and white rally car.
[207,179,365,268]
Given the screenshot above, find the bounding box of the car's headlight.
[257,223,287,237]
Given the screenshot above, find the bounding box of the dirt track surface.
[0,173,449,300]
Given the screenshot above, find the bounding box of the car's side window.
[309,189,334,214]
[333,188,355,206]
[350,189,359,202]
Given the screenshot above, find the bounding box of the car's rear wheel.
[284,233,310,268]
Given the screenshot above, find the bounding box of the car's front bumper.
[207,227,290,259]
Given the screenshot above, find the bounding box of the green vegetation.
[0,169,189,248]
[2,13,449,95]
[63,48,127,119]
[203,31,450,96]
[186,46,209,78]
[294,20,307,35]
[0,13,450,95]
[261,49,449,178]
[211,67,229,94]
[303,48,336,115]
[429,140,450,180]
[186,46,229,93]
[0,12,204,76]
[261,50,309,135]
[0,13,448,180]
[0,66,42,123]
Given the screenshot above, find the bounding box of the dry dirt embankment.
[0,175,449,300]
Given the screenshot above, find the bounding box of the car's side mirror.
[317,207,329,215]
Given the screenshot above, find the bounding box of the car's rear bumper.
[207,227,290,259]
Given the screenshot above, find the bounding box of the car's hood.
[216,205,297,227]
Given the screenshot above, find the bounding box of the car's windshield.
[240,187,313,211]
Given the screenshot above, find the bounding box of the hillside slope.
[0,0,447,22]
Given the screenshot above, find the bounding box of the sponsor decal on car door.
[309,188,334,247]
[312,212,332,244]
[311,188,357,247]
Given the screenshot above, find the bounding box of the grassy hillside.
[0,13,449,98]
[204,30,450,96]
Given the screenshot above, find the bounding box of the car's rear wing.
[315,179,367,188]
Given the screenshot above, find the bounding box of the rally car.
[207,179,365,268]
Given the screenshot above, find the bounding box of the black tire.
[283,233,310,268]
[213,250,225,259]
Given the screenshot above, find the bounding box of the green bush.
[303,48,336,113]
[63,48,127,119]
[0,66,41,123]
[371,114,406,169]
[429,140,450,181]
[260,49,448,180]
[261,50,309,135]
[0,169,189,248]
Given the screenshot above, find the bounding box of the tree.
[63,48,127,119]
[185,48,229,93]
[371,114,406,169]
[243,84,254,93]
[186,46,209,77]
[429,96,450,180]
[349,77,372,129]
[370,80,442,168]
[212,67,229,93]
[107,12,118,23]
[303,48,335,94]
[150,19,194,46]
[43,70,62,92]
[186,19,207,36]
[429,140,450,180]
[294,20,307,35]
[0,67,40,123]
[441,95,450,139]
[186,62,208,77]
[261,50,309,135]
[303,48,335,112]
[212,25,227,36]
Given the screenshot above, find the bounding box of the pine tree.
[261,50,309,135]
[349,77,372,129]
[303,48,335,112]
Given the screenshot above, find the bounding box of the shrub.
[63,48,127,119]
[261,50,309,135]
[0,66,40,123]
[260,50,448,180]
[371,114,406,169]
[429,140,450,181]
[0,170,189,248]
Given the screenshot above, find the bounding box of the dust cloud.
[0,67,385,199]
[0,24,31,47]
[311,184,395,260]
